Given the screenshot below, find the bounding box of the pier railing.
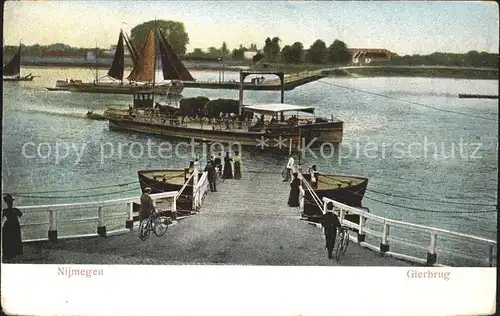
[18,191,178,243]
[321,197,497,267]
[193,171,209,210]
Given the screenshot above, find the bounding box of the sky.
[3,1,499,55]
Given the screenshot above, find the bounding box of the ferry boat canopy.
[243,103,316,115]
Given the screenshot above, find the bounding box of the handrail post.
[322,198,328,215]
[489,245,496,267]
[172,194,177,220]
[97,206,106,237]
[48,210,58,241]
[125,202,134,229]
[339,208,345,224]
[357,215,366,243]
[380,222,390,255]
[193,167,198,187]
[426,233,437,266]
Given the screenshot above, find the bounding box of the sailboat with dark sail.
[48,29,193,95]
[3,44,35,82]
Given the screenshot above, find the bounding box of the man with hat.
[2,194,23,259]
[322,202,342,259]
[139,187,155,224]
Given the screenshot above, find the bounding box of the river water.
[2,66,498,265]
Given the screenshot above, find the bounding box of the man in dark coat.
[205,161,217,192]
[139,187,155,223]
[322,202,342,259]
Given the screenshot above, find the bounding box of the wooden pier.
[18,172,410,266]
[181,70,326,91]
[13,170,495,266]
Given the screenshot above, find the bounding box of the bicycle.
[281,168,288,179]
[335,226,350,261]
[138,209,171,241]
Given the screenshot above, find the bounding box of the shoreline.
[19,62,498,80]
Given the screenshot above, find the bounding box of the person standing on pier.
[287,172,300,207]
[205,161,217,192]
[139,187,155,224]
[310,165,319,189]
[2,194,23,260]
[233,151,243,179]
[214,153,222,169]
[283,154,295,182]
[322,202,342,259]
[223,152,233,179]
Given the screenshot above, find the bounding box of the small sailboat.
[3,44,35,82]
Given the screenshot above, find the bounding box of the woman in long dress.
[223,152,233,179]
[233,151,242,179]
[287,172,300,207]
[2,194,23,260]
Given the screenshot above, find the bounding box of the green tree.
[281,45,293,63]
[327,40,351,65]
[190,48,207,57]
[290,42,304,63]
[249,43,258,51]
[207,46,221,57]
[280,42,304,64]
[232,47,245,60]
[130,20,189,55]
[305,39,327,64]
[221,42,229,58]
[263,37,281,62]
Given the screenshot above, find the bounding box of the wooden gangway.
[12,170,496,266]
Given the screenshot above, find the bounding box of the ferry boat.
[102,32,343,151]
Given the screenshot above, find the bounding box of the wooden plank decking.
[19,172,411,266]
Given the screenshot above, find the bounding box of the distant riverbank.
[250,63,498,80]
[340,67,499,80]
[17,58,498,80]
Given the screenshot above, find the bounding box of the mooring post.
[48,210,58,241]
[426,233,438,266]
[97,206,106,237]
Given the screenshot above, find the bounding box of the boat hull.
[50,82,184,95]
[300,173,369,225]
[105,116,343,151]
[70,83,183,95]
[138,169,202,212]
[86,113,107,121]
[3,76,34,82]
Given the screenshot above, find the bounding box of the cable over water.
[316,80,498,121]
